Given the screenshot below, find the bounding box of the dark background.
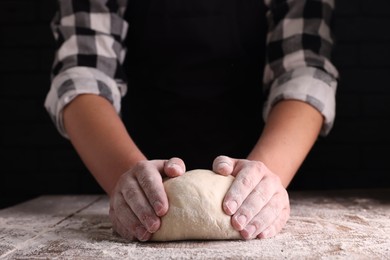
[1,0,389,209]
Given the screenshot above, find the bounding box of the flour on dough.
[151,169,241,241]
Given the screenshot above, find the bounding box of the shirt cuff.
[263,67,337,136]
[44,66,127,138]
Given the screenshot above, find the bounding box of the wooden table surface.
[0,190,389,259]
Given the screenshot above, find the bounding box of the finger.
[230,170,279,230]
[119,172,162,232]
[109,193,152,241]
[110,213,134,240]
[133,162,169,217]
[112,213,151,242]
[212,155,236,176]
[164,157,186,177]
[257,206,290,239]
[109,203,135,240]
[222,161,264,216]
[240,190,289,240]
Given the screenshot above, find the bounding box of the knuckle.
[122,186,138,201]
[226,190,243,205]
[240,175,254,189]
[135,160,150,170]
[250,218,265,232]
[137,172,158,192]
[238,207,254,220]
[138,213,149,223]
[269,174,281,186]
[251,160,265,172]
[133,202,154,219]
[131,160,153,176]
[243,161,265,178]
[266,172,276,181]
[253,188,268,205]
[269,200,282,218]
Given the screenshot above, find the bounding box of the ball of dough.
[151,169,241,241]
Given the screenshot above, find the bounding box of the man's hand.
[109,157,185,241]
[213,155,290,239]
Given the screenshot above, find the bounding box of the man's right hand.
[109,157,185,241]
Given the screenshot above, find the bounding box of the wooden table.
[1,190,389,259]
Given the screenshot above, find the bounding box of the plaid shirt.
[45,0,339,138]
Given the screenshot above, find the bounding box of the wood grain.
[0,190,389,259]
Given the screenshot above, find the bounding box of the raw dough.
[151,169,241,241]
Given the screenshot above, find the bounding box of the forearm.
[248,100,323,188]
[63,94,146,195]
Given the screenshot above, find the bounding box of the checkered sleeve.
[44,0,129,138]
[263,0,339,135]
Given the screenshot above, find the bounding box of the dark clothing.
[122,0,267,169]
[46,0,338,165]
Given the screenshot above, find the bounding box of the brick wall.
[1,0,389,208]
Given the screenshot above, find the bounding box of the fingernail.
[168,163,181,172]
[237,215,247,229]
[135,226,148,241]
[154,201,165,216]
[226,201,237,214]
[217,161,230,170]
[243,224,256,238]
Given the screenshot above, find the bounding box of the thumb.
[163,157,186,178]
[212,155,236,176]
